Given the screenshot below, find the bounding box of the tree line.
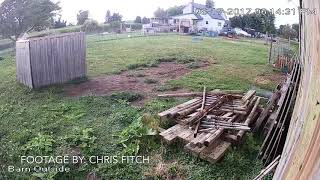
[0,0,299,42]
[229,11,299,39]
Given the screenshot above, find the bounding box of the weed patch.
[110,92,143,102]
[127,63,148,70]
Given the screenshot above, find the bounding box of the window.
[206,21,209,25]
[218,22,222,27]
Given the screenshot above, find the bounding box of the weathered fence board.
[16,32,86,88]
[16,40,33,88]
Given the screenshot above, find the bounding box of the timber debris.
[158,89,263,163]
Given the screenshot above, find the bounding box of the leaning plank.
[254,156,281,180]
[253,89,281,133]
[194,87,207,137]
[237,97,261,140]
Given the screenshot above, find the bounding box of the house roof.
[193,3,226,20]
[207,10,225,20]
[193,3,207,9]
[171,13,203,20]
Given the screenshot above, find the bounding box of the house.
[171,1,227,33]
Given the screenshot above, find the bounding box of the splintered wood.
[158,90,262,163]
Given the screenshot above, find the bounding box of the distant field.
[0,34,284,179]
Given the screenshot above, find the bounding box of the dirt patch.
[64,61,209,103]
[255,73,287,86]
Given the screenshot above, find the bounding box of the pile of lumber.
[257,60,301,165]
[158,89,263,163]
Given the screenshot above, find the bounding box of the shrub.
[115,115,157,155]
[64,127,97,155]
[81,20,103,33]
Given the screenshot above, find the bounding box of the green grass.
[0,35,277,179]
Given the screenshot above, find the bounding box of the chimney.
[191,0,194,13]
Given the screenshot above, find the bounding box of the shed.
[16,32,86,88]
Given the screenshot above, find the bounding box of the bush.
[144,79,158,84]
[23,133,55,155]
[81,20,103,33]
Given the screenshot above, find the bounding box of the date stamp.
[194,8,317,16]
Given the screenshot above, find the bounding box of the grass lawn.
[0,34,278,179]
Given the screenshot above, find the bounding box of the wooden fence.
[16,32,86,88]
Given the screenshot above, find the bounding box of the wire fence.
[87,31,179,43]
[269,39,299,74]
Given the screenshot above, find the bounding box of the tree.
[205,0,215,9]
[0,0,60,41]
[230,11,275,34]
[166,5,184,16]
[277,24,297,39]
[81,19,102,33]
[77,10,89,25]
[260,11,276,34]
[52,17,67,29]
[154,7,167,18]
[105,10,111,23]
[141,17,150,24]
[292,23,299,39]
[135,16,142,23]
[109,13,122,22]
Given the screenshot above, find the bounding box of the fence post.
[268,37,273,64]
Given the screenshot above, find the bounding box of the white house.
[171,1,228,33]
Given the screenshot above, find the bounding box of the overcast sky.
[1,0,300,26]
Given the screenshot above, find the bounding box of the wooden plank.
[159,124,184,144]
[253,89,281,133]
[237,97,261,140]
[204,115,238,147]
[16,40,33,88]
[158,98,201,119]
[200,140,232,163]
[242,90,256,102]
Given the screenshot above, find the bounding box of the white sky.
[1,0,300,26]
